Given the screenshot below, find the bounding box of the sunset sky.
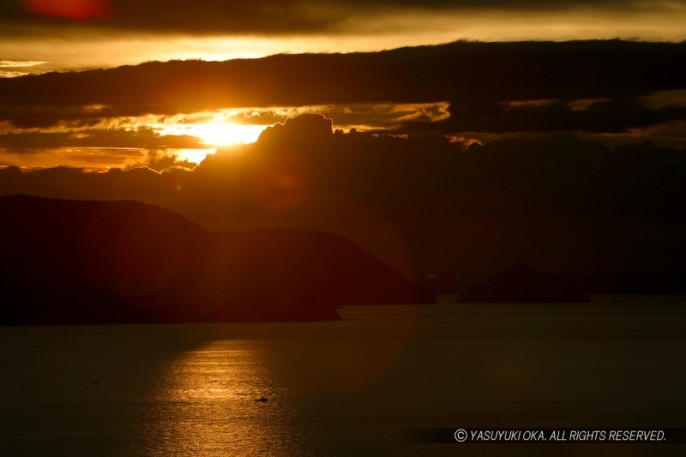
[3,6,686,456]
[1,0,686,170]
[0,0,684,294]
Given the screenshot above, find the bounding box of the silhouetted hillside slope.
[0,195,433,324]
[457,264,590,303]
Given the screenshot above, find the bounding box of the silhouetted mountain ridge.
[0,195,434,324]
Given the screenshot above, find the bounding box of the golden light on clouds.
[4,3,686,76]
[0,108,260,170]
[0,100,457,170]
[0,59,47,78]
[0,60,46,67]
[0,147,141,170]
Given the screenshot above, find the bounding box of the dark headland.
[0,195,434,324]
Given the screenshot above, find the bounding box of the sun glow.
[191,122,265,147]
[161,120,266,147]
[174,149,213,165]
[159,119,267,164]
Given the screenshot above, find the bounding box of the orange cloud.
[27,0,111,21]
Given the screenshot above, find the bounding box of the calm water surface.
[2,300,686,456]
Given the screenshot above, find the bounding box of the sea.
[2,296,686,457]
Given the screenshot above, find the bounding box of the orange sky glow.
[1,1,686,170]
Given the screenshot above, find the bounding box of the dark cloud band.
[1,40,685,134]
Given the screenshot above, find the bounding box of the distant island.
[457,264,591,303]
[0,195,434,324]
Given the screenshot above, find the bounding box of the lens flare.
[27,0,111,21]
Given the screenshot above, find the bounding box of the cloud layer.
[1,40,685,135]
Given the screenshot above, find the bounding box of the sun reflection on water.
[146,339,299,457]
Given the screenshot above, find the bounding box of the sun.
[157,118,268,164]
[188,122,266,147]
[160,120,267,147]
